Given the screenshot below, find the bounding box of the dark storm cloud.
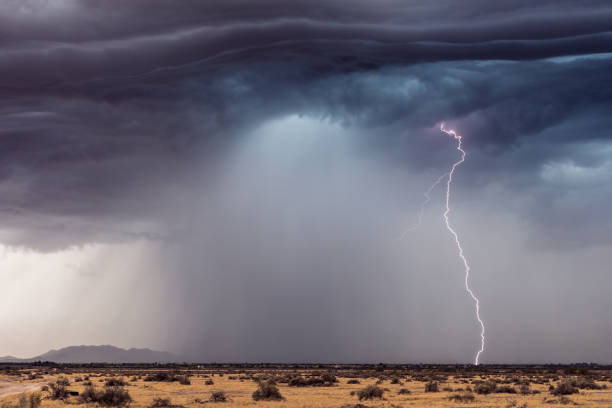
[1,0,612,249]
[1,1,612,363]
[2,0,612,89]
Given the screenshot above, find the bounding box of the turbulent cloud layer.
[1,1,611,362]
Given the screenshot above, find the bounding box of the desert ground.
[1,364,611,408]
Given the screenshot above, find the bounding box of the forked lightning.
[440,123,485,365]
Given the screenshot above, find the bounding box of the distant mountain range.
[0,345,181,363]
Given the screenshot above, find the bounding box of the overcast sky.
[1,0,612,364]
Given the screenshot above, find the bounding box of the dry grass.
[1,366,611,408]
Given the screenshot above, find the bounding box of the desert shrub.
[474,382,497,395]
[144,373,173,382]
[251,374,276,384]
[209,391,227,402]
[357,385,384,400]
[175,375,190,385]
[448,392,475,402]
[149,398,171,407]
[1,393,42,408]
[321,373,338,383]
[425,381,439,392]
[505,401,528,408]
[442,386,453,392]
[252,381,283,401]
[390,377,402,385]
[520,384,531,394]
[544,396,576,405]
[105,378,127,387]
[105,388,129,406]
[341,405,372,408]
[398,388,411,395]
[80,385,132,407]
[288,376,307,387]
[347,379,361,384]
[551,381,579,396]
[28,393,42,408]
[287,374,337,387]
[148,398,185,408]
[56,377,70,386]
[495,385,518,394]
[557,396,576,405]
[48,379,69,400]
[571,377,602,390]
[143,372,190,385]
[205,379,214,385]
[80,385,100,403]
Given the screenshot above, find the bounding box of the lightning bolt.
[397,172,449,241]
[440,123,485,366]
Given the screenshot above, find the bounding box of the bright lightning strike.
[397,172,449,240]
[440,123,486,366]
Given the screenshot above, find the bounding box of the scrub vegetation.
[1,364,611,408]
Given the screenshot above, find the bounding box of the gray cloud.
[0,1,611,363]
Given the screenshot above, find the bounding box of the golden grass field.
[1,366,611,408]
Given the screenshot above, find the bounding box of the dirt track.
[0,379,44,398]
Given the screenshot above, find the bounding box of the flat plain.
[1,364,611,408]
